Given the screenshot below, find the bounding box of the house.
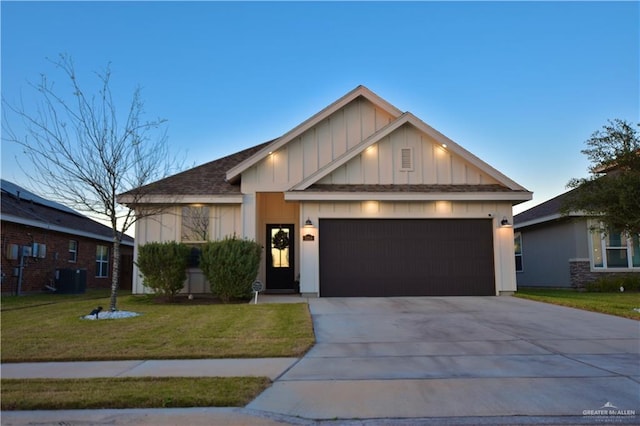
[119,86,532,297]
[1,180,134,294]
[514,189,640,288]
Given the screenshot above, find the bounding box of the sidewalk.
[0,358,305,425]
[0,358,299,380]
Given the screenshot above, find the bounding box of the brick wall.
[569,259,639,289]
[1,221,133,294]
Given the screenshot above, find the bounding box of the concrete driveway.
[249,296,639,422]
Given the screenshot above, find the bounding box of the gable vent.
[400,147,414,171]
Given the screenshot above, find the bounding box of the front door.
[266,224,296,292]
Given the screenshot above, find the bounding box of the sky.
[1,1,638,216]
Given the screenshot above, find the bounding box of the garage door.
[319,219,495,297]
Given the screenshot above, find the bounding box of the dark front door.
[266,224,296,292]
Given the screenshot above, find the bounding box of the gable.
[317,122,501,187]
[239,95,399,193]
[240,88,530,202]
[227,85,403,185]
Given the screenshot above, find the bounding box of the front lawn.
[515,288,640,320]
[1,292,315,362]
[0,291,313,410]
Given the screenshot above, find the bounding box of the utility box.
[55,269,87,294]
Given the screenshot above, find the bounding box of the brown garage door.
[319,219,495,297]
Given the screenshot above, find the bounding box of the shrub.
[586,274,640,292]
[136,242,190,298]
[200,237,262,303]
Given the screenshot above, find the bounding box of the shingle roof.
[514,188,578,226]
[121,141,272,197]
[306,184,519,193]
[1,180,134,244]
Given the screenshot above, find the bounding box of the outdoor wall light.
[500,217,512,227]
[303,218,316,242]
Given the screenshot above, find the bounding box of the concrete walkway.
[2,296,639,425]
[0,358,298,380]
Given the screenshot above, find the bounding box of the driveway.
[249,296,639,422]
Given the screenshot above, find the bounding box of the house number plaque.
[252,280,263,304]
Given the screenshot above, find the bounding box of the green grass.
[0,377,271,410]
[1,292,315,362]
[515,288,640,320]
[0,291,311,410]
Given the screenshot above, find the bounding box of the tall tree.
[562,119,640,235]
[2,54,182,310]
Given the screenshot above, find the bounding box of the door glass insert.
[271,228,290,268]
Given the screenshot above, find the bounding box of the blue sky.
[2,1,638,214]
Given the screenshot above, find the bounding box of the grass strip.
[515,288,640,320]
[0,377,271,410]
[1,294,314,362]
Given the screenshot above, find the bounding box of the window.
[591,227,640,269]
[181,206,210,242]
[96,245,109,278]
[182,206,209,267]
[69,240,78,263]
[514,233,523,272]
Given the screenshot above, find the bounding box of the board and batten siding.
[243,112,500,192]
[298,200,516,297]
[241,97,396,193]
[319,124,500,186]
[132,204,242,294]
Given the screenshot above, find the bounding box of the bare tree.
[2,54,182,310]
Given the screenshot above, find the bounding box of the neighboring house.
[119,86,532,297]
[514,189,640,288]
[1,180,134,294]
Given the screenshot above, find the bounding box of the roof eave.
[514,211,588,229]
[1,214,134,246]
[285,191,532,202]
[118,194,243,205]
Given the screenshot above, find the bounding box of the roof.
[307,184,517,193]
[1,180,134,245]
[119,141,271,199]
[514,188,582,229]
[1,180,79,216]
[120,86,531,204]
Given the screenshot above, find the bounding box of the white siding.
[242,97,396,193]
[132,204,241,294]
[317,125,500,186]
